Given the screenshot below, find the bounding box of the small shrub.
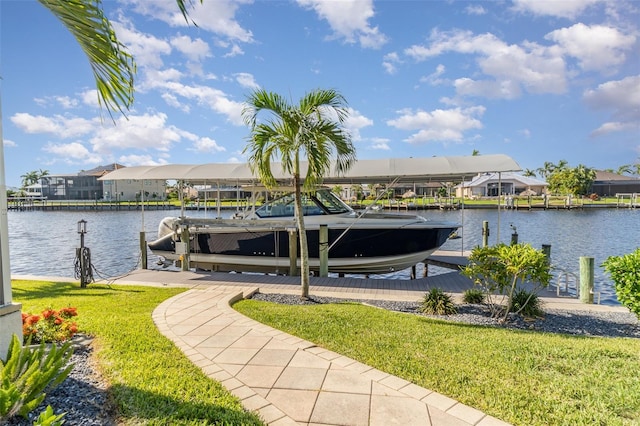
[603,248,640,319]
[463,288,485,304]
[419,288,457,315]
[0,334,73,421]
[22,307,78,344]
[510,289,544,317]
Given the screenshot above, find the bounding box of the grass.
[12,280,263,426]
[233,299,640,426]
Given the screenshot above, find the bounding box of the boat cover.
[98,154,521,184]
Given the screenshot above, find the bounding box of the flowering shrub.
[22,307,79,344]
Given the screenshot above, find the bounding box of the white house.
[456,172,548,198]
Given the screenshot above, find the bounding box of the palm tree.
[242,88,356,298]
[522,169,536,178]
[0,0,198,343]
[20,171,39,189]
[471,149,480,156]
[617,164,632,175]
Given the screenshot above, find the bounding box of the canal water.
[7,207,639,305]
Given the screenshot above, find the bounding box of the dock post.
[180,226,190,271]
[319,224,328,277]
[410,265,416,280]
[482,221,489,247]
[542,244,551,263]
[288,228,298,276]
[579,256,594,304]
[140,231,147,269]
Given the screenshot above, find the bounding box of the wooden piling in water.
[579,256,594,304]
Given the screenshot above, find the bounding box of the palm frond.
[38,0,136,118]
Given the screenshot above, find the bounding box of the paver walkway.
[152,283,509,426]
[18,268,627,425]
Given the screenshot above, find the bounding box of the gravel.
[6,294,637,425]
[5,337,115,426]
[248,292,640,339]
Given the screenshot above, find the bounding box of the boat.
[148,188,459,275]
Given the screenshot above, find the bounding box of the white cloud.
[89,113,187,154]
[170,34,212,61]
[546,23,635,73]
[465,5,487,15]
[80,90,100,108]
[405,29,567,98]
[382,52,401,74]
[190,137,226,153]
[127,0,254,42]
[234,72,260,89]
[369,138,390,150]
[590,121,639,137]
[161,81,245,125]
[297,0,387,49]
[344,108,373,141]
[3,139,17,147]
[112,21,171,69]
[420,64,447,86]
[387,106,485,144]
[43,142,102,164]
[55,96,79,109]
[511,0,603,19]
[584,75,640,136]
[10,113,95,138]
[161,93,190,112]
[223,44,245,57]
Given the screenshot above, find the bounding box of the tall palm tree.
[242,88,356,298]
[522,168,536,178]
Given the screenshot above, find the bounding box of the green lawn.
[234,299,640,426]
[12,280,263,426]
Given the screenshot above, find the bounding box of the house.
[39,164,167,201]
[455,172,548,198]
[589,170,640,196]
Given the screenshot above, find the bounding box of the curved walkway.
[19,268,628,425]
[151,282,510,425]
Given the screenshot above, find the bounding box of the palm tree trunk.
[293,167,310,299]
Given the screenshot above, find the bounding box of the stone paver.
[149,278,507,425]
[22,268,627,425]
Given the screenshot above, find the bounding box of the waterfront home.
[455,172,548,198]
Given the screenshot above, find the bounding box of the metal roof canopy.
[98,154,521,185]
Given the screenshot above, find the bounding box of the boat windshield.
[255,189,351,218]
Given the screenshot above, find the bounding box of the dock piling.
[482,221,489,247]
[579,256,594,304]
[319,224,328,278]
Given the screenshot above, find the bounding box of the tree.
[616,164,632,175]
[462,243,552,322]
[546,163,596,196]
[19,169,50,189]
[471,149,480,156]
[536,160,568,180]
[20,171,39,189]
[242,88,356,298]
[522,168,537,178]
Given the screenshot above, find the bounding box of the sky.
[1,0,639,188]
